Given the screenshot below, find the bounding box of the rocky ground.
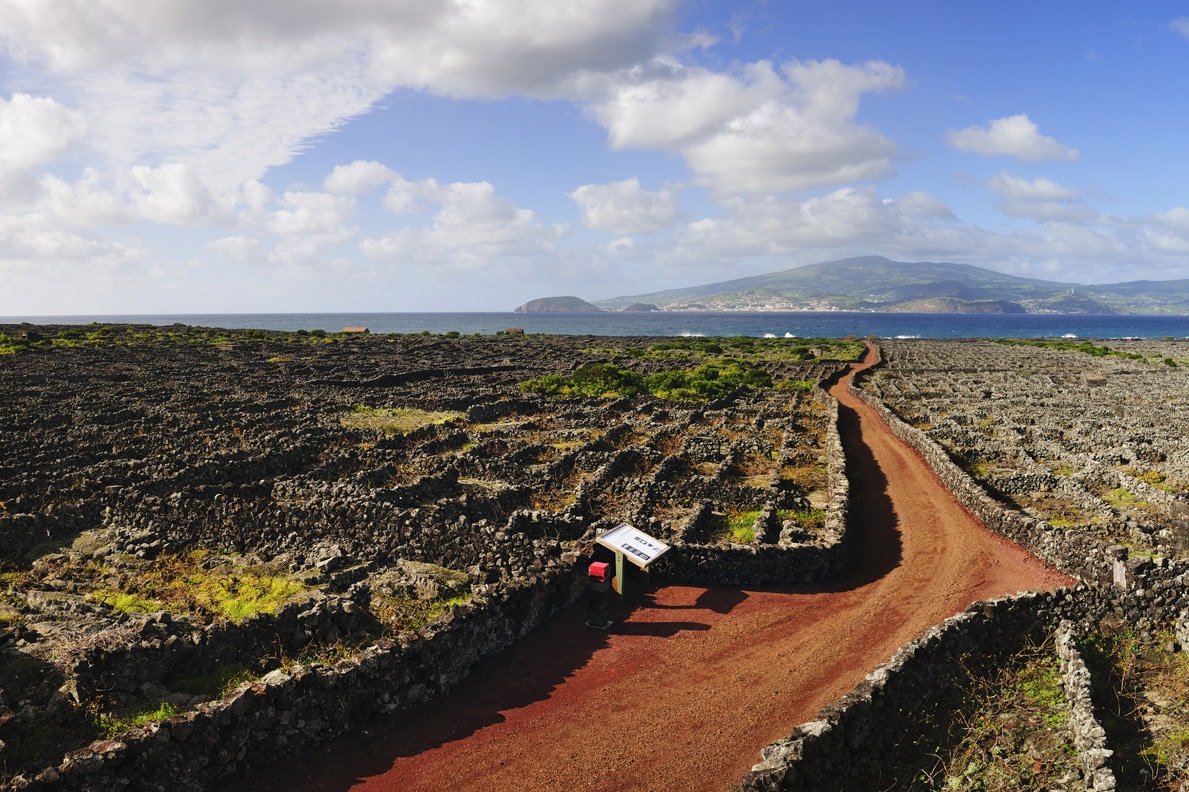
[8,328,1189,790]
[0,324,852,784]
[867,337,1189,790]
[865,338,1189,558]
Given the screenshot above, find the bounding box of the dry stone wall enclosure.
[0,326,855,790]
[7,327,1189,790]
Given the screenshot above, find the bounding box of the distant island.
[515,296,603,313]
[518,256,1189,315]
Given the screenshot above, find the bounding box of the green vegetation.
[725,510,761,543]
[1080,629,1189,787]
[776,379,817,392]
[521,360,772,401]
[340,406,464,436]
[935,643,1075,790]
[1122,467,1177,492]
[777,508,826,530]
[91,550,307,622]
[580,336,863,364]
[1103,487,1144,509]
[95,701,179,739]
[0,323,408,354]
[994,337,1147,362]
[0,332,43,355]
[370,592,474,634]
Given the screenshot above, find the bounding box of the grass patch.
[95,701,179,739]
[340,406,463,436]
[370,593,473,634]
[642,336,864,363]
[458,477,512,492]
[724,510,761,543]
[777,508,826,530]
[92,551,308,623]
[1123,467,1178,492]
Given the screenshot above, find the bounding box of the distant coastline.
[6,311,1189,339]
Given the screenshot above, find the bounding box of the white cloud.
[590,58,905,195]
[1144,207,1189,254]
[368,1,687,98]
[985,172,1091,222]
[205,190,357,268]
[74,63,382,194]
[128,163,215,224]
[37,168,129,225]
[238,180,274,216]
[266,191,355,237]
[590,60,782,149]
[324,160,397,194]
[207,234,262,264]
[363,177,566,265]
[0,93,85,170]
[673,188,962,259]
[947,114,1079,162]
[0,0,687,195]
[569,178,679,234]
[383,176,433,215]
[1171,17,1189,40]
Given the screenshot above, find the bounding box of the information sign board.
[596,523,670,569]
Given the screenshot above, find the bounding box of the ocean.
[5,311,1189,339]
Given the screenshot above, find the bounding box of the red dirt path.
[246,345,1075,792]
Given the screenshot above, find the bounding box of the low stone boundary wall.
[1056,622,1116,791]
[7,564,588,791]
[64,592,378,706]
[741,591,1071,791]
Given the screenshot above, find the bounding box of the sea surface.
[6,311,1189,339]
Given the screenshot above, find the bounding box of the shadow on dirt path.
[834,397,903,588]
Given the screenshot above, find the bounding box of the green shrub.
[522,360,771,401]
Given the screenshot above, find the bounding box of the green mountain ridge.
[576,256,1189,315]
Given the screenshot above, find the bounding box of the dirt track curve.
[244,344,1075,792]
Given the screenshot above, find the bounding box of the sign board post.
[595,523,670,596]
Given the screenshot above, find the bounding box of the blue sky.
[2,1,1189,314]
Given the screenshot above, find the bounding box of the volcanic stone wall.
[741,590,1073,791]
[14,564,587,792]
[60,591,379,706]
[1056,623,1116,790]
